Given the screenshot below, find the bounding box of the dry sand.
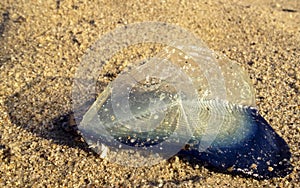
[0,0,299,187]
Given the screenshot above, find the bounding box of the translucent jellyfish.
[72,22,292,178]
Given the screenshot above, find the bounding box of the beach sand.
[0,0,299,187]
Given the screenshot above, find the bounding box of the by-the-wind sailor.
[72,22,292,179]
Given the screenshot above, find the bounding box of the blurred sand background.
[0,0,299,187]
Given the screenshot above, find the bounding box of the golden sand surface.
[0,0,299,187]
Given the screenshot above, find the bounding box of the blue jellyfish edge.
[180,110,293,179]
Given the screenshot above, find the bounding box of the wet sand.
[0,0,299,187]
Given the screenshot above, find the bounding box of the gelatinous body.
[80,83,292,178]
